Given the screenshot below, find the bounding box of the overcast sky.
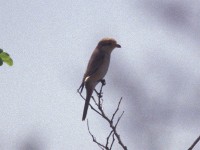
[1,0,200,150]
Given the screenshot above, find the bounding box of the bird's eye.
[104,43,112,46]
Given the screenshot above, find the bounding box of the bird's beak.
[115,44,121,48]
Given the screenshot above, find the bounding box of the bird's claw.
[100,79,106,85]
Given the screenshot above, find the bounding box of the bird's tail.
[82,89,93,121]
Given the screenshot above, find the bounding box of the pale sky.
[1,0,200,150]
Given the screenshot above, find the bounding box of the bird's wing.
[83,49,104,79]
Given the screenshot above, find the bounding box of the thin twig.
[111,98,122,122]
[91,96,98,106]
[78,81,128,150]
[106,130,114,148]
[78,91,102,116]
[95,85,127,150]
[87,120,106,150]
[110,133,115,149]
[115,111,124,128]
[112,111,127,150]
[188,135,200,150]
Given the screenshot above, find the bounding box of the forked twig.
[78,82,128,150]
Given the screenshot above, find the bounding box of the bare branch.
[87,120,106,150]
[106,130,114,148]
[111,98,122,123]
[78,81,128,150]
[188,135,200,150]
[110,133,115,149]
[115,111,124,128]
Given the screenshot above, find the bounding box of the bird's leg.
[77,82,84,94]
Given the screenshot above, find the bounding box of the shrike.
[78,38,121,121]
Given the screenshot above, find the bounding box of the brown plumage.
[78,38,121,121]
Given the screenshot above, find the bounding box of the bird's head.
[97,38,121,53]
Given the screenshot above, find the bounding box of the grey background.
[0,0,200,149]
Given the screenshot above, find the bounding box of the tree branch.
[78,82,128,150]
[188,135,200,150]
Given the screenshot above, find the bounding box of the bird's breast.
[92,54,110,81]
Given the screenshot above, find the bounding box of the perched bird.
[78,38,121,121]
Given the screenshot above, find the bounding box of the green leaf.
[0,51,13,66]
[0,58,3,66]
[4,58,13,66]
[0,52,10,60]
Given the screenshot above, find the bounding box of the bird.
[78,38,121,121]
